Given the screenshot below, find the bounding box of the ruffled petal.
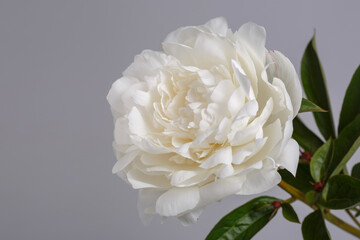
[205,17,228,36]
[276,138,299,176]
[236,22,266,67]
[137,188,165,225]
[266,50,302,116]
[236,158,281,195]
[178,208,204,226]
[156,187,200,216]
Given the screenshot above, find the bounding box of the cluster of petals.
[107,17,302,225]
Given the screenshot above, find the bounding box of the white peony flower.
[107,17,302,225]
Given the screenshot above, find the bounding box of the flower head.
[107,17,302,225]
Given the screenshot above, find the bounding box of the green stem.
[278,181,360,238]
[283,196,297,204]
[345,209,360,228]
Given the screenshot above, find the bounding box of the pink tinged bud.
[314,182,324,192]
[272,200,282,209]
[300,151,312,162]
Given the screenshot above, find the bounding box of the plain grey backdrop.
[1,0,359,239]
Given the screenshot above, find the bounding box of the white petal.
[273,77,293,113]
[217,165,234,178]
[133,90,151,107]
[276,138,299,176]
[112,150,139,174]
[205,17,228,36]
[266,50,302,116]
[193,34,234,68]
[215,117,231,142]
[163,26,203,47]
[236,22,266,67]
[229,125,260,146]
[114,117,131,145]
[123,50,177,79]
[162,42,196,66]
[200,146,232,169]
[198,69,216,86]
[132,137,170,154]
[210,80,235,104]
[235,42,258,95]
[233,99,258,122]
[178,208,204,226]
[249,97,274,127]
[232,138,267,164]
[232,60,251,97]
[173,170,214,188]
[227,88,245,117]
[233,119,282,172]
[107,77,137,114]
[236,158,281,195]
[171,170,199,186]
[128,107,149,136]
[127,168,170,189]
[137,189,165,225]
[196,175,246,208]
[156,187,200,216]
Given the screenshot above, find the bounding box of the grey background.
[1,0,359,239]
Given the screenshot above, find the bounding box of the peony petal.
[162,42,196,66]
[217,165,234,178]
[266,50,302,116]
[236,22,266,67]
[196,175,246,209]
[276,138,299,176]
[133,90,151,107]
[215,117,231,142]
[236,158,281,195]
[197,69,217,86]
[229,125,260,146]
[107,77,137,114]
[227,88,245,117]
[137,189,165,225]
[171,170,199,186]
[123,50,177,79]
[114,117,131,145]
[200,146,232,169]
[232,60,251,97]
[163,26,204,48]
[127,168,170,189]
[156,187,200,216]
[205,17,228,37]
[232,138,267,164]
[249,97,273,127]
[178,208,204,226]
[235,42,258,95]
[112,150,139,174]
[233,99,258,123]
[210,80,235,104]
[128,107,150,136]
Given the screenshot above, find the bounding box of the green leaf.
[310,139,333,182]
[299,98,328,113]
[328,114,360,177]
[302,209,330,240]
[321,175,360,209]
[338,65,360,134]
[330,136,360,178]
[206,196,278,240]
[293,116,324,154]
[351,163,360,179]
[278,163,313,194]
[281,203,300,223]
[301,35,336,139]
